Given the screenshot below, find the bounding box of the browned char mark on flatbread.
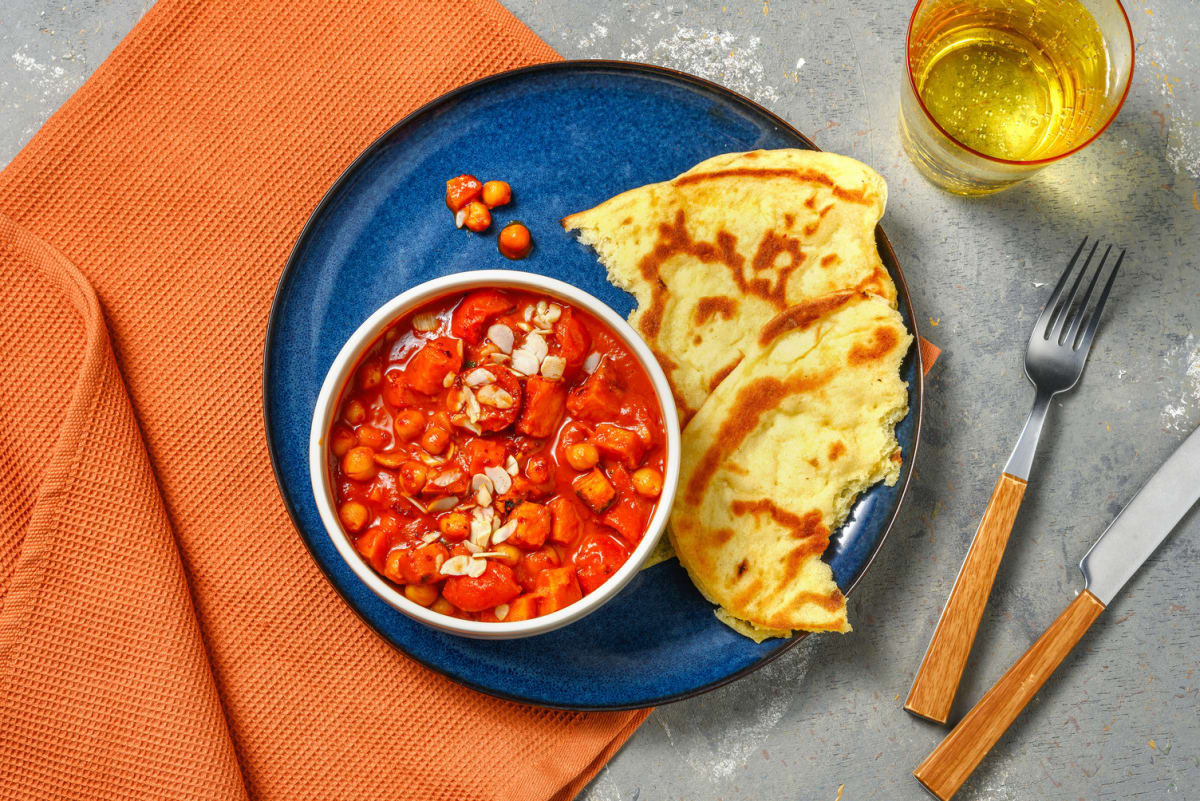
[756,290,864,346]
[671,166,877,206]
[848,325,900,365]
[708,356,743,392]
[684,370,832,505]
[693,295,738,325]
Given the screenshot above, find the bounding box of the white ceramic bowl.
[310,270,681,639]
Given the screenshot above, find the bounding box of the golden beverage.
[900,0,1133,193]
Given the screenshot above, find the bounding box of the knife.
[913,424,1200,800]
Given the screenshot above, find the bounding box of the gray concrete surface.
[4,1,1197,799]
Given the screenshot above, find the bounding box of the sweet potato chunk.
[590,423,646,470]
[505,594,540,622]
[566,360,625,423]
[405,337,463,395]
[507,501,551,550]
[535,566,583,615]
[574,468,616,513]
[548,496,584,546]
[516,376,567,438]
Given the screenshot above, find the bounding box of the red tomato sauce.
[328,288,667,622]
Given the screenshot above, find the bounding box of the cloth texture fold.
[0,2,648,800]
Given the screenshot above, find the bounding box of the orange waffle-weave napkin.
[0,2,647,799]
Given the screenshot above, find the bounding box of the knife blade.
[1080,424,1200,605]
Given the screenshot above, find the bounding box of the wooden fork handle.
[905,473,1027,723]
[914,591,1106,800]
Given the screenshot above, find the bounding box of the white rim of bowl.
[309,270,682,639]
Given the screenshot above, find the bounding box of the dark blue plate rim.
[262,59,924,710]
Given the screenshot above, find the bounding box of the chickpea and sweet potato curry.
[329,289,667,622]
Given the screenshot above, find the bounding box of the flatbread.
[562,149,894,419]
[669,291,911,638]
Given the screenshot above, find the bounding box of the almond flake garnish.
[471,473,493,493]
[523,332,549,363]
[582,351,601,374]
[429,468,463,488]
[464,389,482,423]
[492,519,518,544]
[509,351,538,376]
[442,371,455,388]
[516,321,532,333]
[523,305,534,322]
[427,495,459,513]
[412,312,438,332]
[463,540,482,554]
[472,551,504,559]
[484,465,512,495]
[545,304,562,324]
[469,508,493,543]
[440,555,471,576]
[421,532,441,544]
[466,558,487,578]
[476,485,493,507]
[486,323,515,354]
[540,355,566,381]
[454,209,467,229]
[488,352,510,364]
[494,603,510,621]
[505,455,519,475]
[405,495,428,514]
[476,384,515,409]
[450,413,482,435]
[464,367,496,387]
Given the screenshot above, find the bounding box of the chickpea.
[343,399,367,425]
[438,511,471,541]
[393,408,425,442]
[398,460,428,494]
[430,596,457,617]
[632,467,663,498]
[356,426,389,450]
[491,543,522,567]
[330,424,357,457]
[498,222,533,260]
[481,180,512,208]
[342,446,377,482]
[565,442,600,471]
[525,454,554,484]
[420,425,451,455]
[338,500,371,532]
[358,360,382,390]
[462,200,491,232]
[404,583,440,607]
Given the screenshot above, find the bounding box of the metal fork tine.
[1035,237,1088,338]
[1076,248,1125,352]
[1048,240,1097,339]
[1063,244,1111,345]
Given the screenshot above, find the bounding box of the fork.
[904,238,1125,725]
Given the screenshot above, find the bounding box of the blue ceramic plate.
[264,61,923,710]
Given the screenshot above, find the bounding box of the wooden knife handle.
[914,590,1106,800]
[905,473,1028,723]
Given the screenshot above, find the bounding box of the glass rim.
[904,0,1135,167]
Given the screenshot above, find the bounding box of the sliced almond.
[464,389,482,423]
[545,304,562,323]
[477,384,515,409]
[523,332,549,363]
[469,508,492,542]
[487,323,514,354]
[523,305,534,322]
[449,413,482,435]
[494,603,510,621]
[421,531,441,544]
[484,465,512,495]
[505,455,519,476]
[405,495,428,514]
[471,473,493,493]
[412,312,438,332]
[454,209,467,229]
[427,495,459,513]
[510,351,539,376]
[463,540,482,554]
[429,467,463,488]
[373,450,408,468]
[540,355,566,381]
[492,519,518,544]
[583,351,601,374]
[439,555,471,576]
[466,558,488,578]
[472,551,504,559]
[464,367,496,387]
[476,485,493,507]
[488,352,511,364]
[442,371,455,388]
[515,321,532,333]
